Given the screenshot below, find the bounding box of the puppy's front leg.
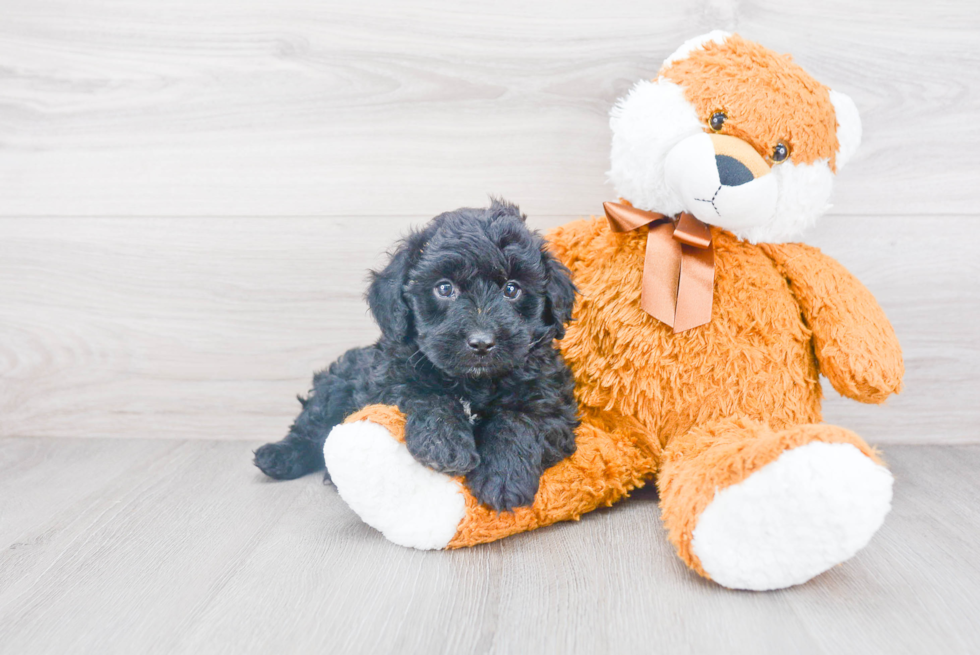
[403,396,480,476]
[467,412,546,512]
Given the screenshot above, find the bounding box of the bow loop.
[602,201,715,333]
[603,201,669,233]
[672,212,712,249]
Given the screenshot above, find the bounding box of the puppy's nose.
[466,333,496,355]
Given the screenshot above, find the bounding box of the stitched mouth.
[694,185,722,217]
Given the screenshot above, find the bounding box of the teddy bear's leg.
[657,418,893,590]
[322,405,466,550]
[323,404,658,549]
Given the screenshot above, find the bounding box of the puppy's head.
[368,199,576,378]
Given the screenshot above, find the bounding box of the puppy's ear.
[488,197,527,223]
[541,250,576,340]
[367,230,427,343]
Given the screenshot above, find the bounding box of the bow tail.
[640,220,682,327]
[673,242,715,332]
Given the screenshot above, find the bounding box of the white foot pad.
[690,442,893,590]
[323,420,466,550]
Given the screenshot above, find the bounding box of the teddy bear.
[321,32,904,591]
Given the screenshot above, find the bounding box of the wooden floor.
[1,440,978,655]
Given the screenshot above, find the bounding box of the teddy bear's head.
[608,32,861,243]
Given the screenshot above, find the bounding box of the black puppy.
[254,200,579,511]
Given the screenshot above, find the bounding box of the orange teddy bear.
[323,32,904,591]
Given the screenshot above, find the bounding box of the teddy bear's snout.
[664,131,778,232]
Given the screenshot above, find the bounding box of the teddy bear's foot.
[691,440,892,590]
[322,405,466,550]
[659,420,893,591]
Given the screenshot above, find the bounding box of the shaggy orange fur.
[552,217,826,445]
[761,243,905,402]
[661,34,840,170]
[344,405,408,442]
[343,216,902,573]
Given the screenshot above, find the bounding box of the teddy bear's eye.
[709,111,727,132]
[771,141,791,163]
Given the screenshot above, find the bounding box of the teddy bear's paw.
[690,441,893,591]
[323,419,466,550]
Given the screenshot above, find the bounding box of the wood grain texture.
[0,440,977,654]
[2,214,977,443]
[0,0,978,218]
[1,1,978,444]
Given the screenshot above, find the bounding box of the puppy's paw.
[466,464,539,512]
[405,423,480,476]
[404,402,480,475]
[254,441,316,480]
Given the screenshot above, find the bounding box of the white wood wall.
[2,0,978,443]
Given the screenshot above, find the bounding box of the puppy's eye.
[709,111,727,132]
[771,141,790,163]
[502,281,522,300]
[434,280,455,298]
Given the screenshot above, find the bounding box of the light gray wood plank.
[0,215,402,441]
[1,214,976,443]
[0,438,177,550]
[0,0,977,218]
[0,441,977,654]
[0,439,311,654]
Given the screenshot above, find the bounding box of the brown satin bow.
[603,201,715,333]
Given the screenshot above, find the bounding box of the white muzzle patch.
[664,132,778,233]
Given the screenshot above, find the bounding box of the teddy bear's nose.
[708,133,770,188]
[716,154,755,187]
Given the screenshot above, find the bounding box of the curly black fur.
[254,200,579,511]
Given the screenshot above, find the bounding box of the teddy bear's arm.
[760,243,904,404]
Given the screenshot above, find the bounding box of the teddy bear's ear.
[829,90,862,171]
[661,30,732,68]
